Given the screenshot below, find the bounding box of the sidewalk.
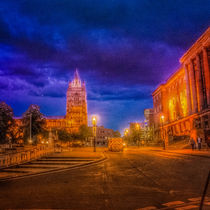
[164,148,210,158]
[51,147,105,158]
[148,147,210,158]
[126,146,210,158]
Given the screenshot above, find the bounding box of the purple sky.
[0,0,209,131]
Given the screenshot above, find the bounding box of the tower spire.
[71,68,81,87]
[74,68,80,80]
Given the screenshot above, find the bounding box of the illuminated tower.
[66,69,88,132]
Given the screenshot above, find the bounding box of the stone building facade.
[95,126,115,146]
[152,27,210,145]
[46,70,88,133]
[144,108,154,127]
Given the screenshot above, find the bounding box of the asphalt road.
[0,148,209,210]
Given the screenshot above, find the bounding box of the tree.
[57,129,72,142]
[125,129,143,145]
[0,101,15,144]
[113,130,121,138]
[79,125,93,142]
[9,122,24,144]
[22,104,46,144]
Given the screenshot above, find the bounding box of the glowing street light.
[92,115,97,152]
[135,123,140,147]
[124,128,129,136]
[136,123,140,130]
[160,115,165,150]
[92,116,97,126]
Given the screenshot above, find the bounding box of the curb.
[150,149,210,159]
[0,153,107,182]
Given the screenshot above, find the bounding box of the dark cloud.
[0,18,11,42]
[0,79,9,89]
[16,0,210,48]
[88,85,151,101]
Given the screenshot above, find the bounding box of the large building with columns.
[152,27,210,145]
[45,70,88,133]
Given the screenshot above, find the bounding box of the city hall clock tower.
[66,69,88,132]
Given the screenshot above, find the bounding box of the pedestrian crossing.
[138,197,210,210]
[0,155,100,181]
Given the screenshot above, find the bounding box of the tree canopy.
[113,130,121,138]
[0,102,14,144]
[22,104,46,144]
[79,125,93,141]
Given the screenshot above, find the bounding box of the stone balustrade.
[0,145,53,169]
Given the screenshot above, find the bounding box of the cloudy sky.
[0,0,209,131]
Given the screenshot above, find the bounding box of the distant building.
[90,126,115,146]
[45,69,88,133]
[15,69,88,134]
[152,27,210,145]
[144,109,154,142]
[129,122,142,135]
[144,108,154,127]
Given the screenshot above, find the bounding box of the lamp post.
[160,115,165,150]
[124,128,129,137]
[124,128,128,143]
[28,113,32,144]
[136,123,140,147]
[92,116,97,152]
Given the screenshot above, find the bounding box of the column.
[203,47,210,107]
[196,54,204,111]
[184,64,192,115]
[189,61,198,112]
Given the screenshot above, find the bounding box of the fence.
[0,145,53,169]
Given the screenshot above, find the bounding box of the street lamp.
[124,128,129,146]
[124,128,129,136]
[28,113,32,144]
[92,116,97,152]
[136,123,140,147]
[160,115,165,150]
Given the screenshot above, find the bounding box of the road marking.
[138,197,210,210]
[188,197,201,201]
[175,205,199,210]
[205,197,210,201]
[137,206,157,210]
[163,201,185,206]
[153,153,186,160]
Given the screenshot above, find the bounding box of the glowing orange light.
[160,115,165,122]
[124,128,129,136]
[92,116,97,126]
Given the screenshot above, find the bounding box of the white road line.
[188,197,201,201]
[163,200,185,206]
[175,205,199,210]
[137,206,157,210]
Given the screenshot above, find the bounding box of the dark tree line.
[56,125,93,143]
[0,101,121,145]
[0,102,46,145]
[0,102,15,144]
